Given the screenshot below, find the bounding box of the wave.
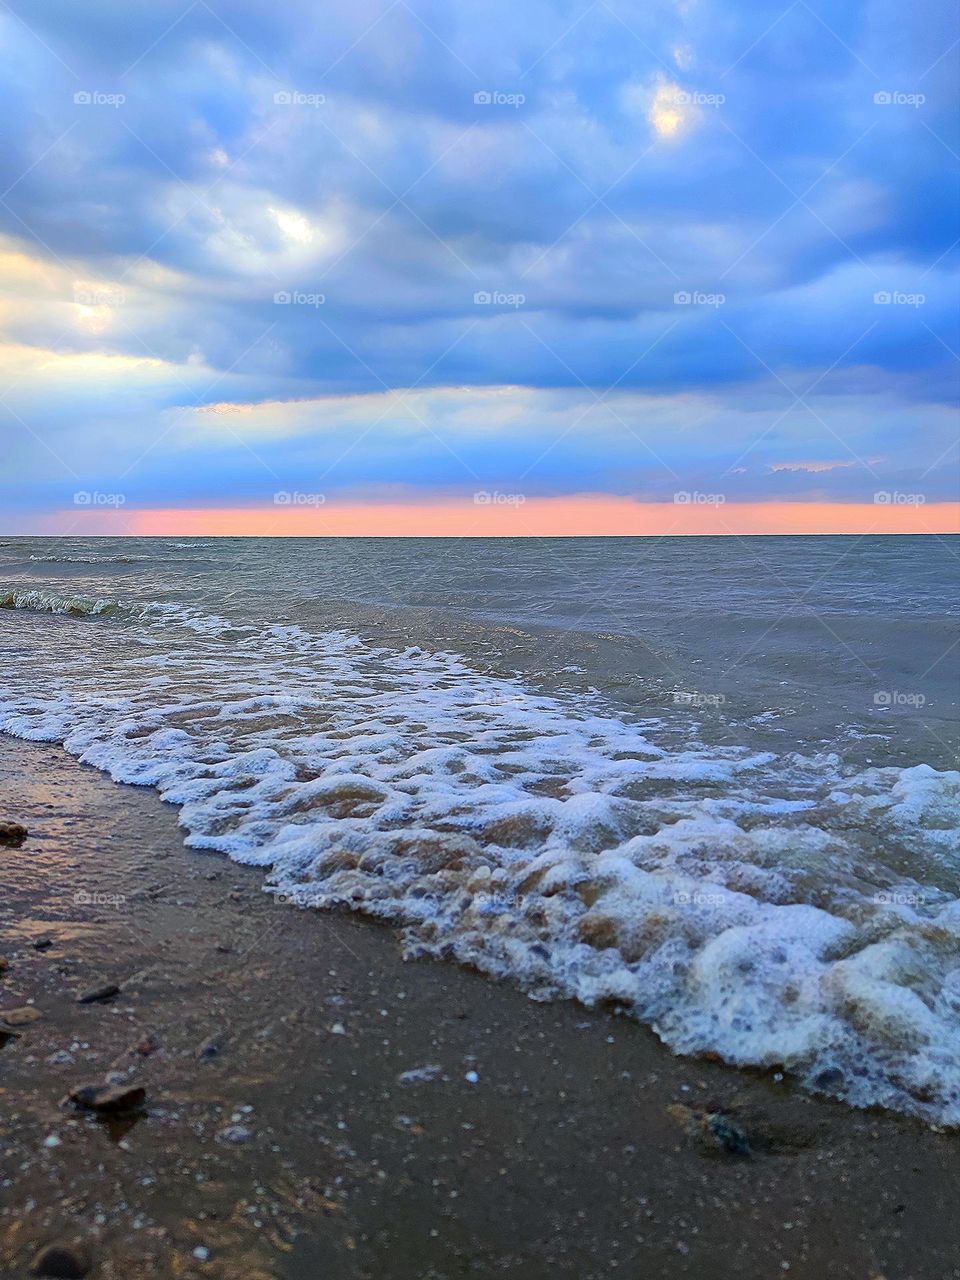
[28,553,150,564]
[0,588,122,616]
[27,552,211,565]
[1,606,959,1125]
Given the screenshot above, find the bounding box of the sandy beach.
[1,733,958,1280]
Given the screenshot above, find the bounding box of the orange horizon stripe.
[24,496,960,537]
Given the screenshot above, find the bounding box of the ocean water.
[2,534,959,1124]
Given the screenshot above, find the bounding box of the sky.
[1,0,958,536]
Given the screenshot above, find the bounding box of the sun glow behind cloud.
[0,0,955,533]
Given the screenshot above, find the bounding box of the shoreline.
[1,735,959,1279]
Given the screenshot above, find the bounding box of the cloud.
[769,459,862,473]
[0,0,956,525]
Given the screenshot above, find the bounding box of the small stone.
[76,982,120,1005]
[43,1134,62,1149]
[398,1063,443,1085]
[192,1246,210,1261]
[29,1243,90,1278]
[33,937,54,951]
[132,1032,159,1057]
[704,1112,751,1158]
[195,1034,222,1060]
[66,1083,147,1114]
[2,1005,42,1026]
[464,1070,479,1084]
[0,821,27,848]
[216,1124,252,1143]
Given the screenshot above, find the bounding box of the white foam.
[0,588,121,616]
[1,600,958,1124]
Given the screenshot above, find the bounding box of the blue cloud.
[0,0,957,513]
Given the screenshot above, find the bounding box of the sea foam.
[1,600,958,1124]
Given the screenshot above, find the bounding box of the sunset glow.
[41,498,960,539]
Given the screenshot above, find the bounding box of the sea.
[1,534,958,1123]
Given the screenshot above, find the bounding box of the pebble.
[196,1034,222,1059]
[704,1113,751,1158]
[66,1083,147,1114]
[29,1243,90,1278]
[398,1064,443,1085]
[0,820,27,848]
[2,1005,42,1026]
[217,1124,252,1143]
[76,982,120,1005]
[33,937,54,951]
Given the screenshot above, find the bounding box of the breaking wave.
[0,588,122,616]
[1,602,959,1125]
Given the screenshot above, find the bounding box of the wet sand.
[1,735,958,1280]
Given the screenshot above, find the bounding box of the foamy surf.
[0,588,122,616]
[0,596,958,1126]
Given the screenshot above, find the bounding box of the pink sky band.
[25,497,960,537]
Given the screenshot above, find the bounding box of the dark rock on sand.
[0,820,27,847]
[704,1112,751,1157]
[66,1083,147,1114]
[667,1103,752,1158]
[196,1033,223,1059]
[29,1243,90,1278]
[33,936,54,950]
[131,1031,159,1056]
[76,982,120,1004]
[2,1005,42,1026]
[216,1123,252,1143]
